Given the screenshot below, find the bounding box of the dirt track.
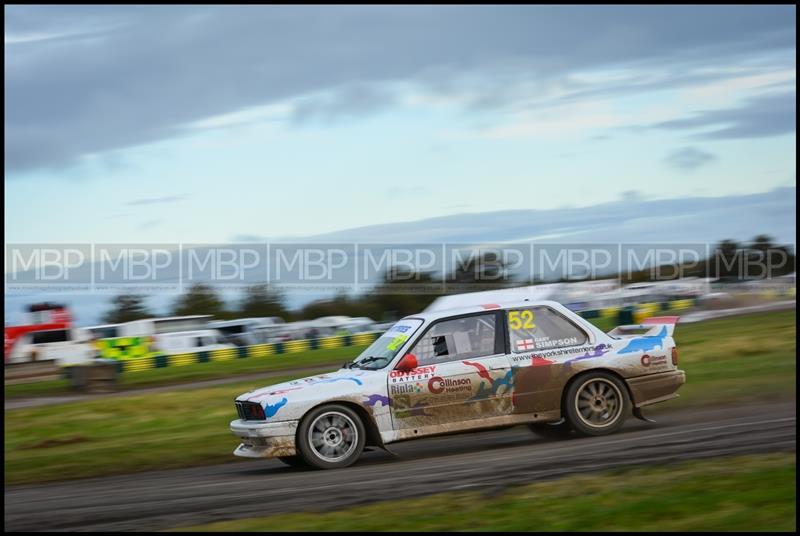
[4,400,795,532]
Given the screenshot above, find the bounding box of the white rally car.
[231,300,685,469]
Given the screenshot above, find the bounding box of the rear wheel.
[528,419,573,439]
[296,404,365,469]
[564,372,630,436]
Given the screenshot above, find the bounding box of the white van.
[152,329,235,355]
[209,317,285,346]
[120,315,212,337]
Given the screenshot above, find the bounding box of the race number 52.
[508,310,535,330]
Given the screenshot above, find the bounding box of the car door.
[505,305,593,415]
[389,311,513,431]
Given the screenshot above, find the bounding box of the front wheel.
[564,372,631,436]
[296,404,365,469]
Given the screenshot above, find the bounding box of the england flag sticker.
[516,338,534,351]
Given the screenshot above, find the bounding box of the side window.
[508,307,587,353]
[409,313,497,366]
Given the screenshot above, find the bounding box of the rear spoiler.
[608,316,680,338]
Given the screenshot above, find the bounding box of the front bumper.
[626,369,686,408]
[230,419,298,458]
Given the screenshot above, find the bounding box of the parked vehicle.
[4,302,73,362]
[340,317,378,334]
[209,317,285,346]
[6,327,96,366]
[119,315,212,337]
[152,329,236,355]
[230,299,685,469]
[84,323,122,340]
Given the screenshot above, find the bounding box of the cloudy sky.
[4,5,796,245]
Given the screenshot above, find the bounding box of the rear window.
[507,307,587,353]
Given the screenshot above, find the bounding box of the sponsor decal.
[619,326,668,354]
[388,324,413,333]
[317,376,364,386]
[534,336,580,349]
[467,369,514,401]
[290,375,363,386]
[248,386,303,402]
[462,360,494,383]
[390,382,425,394]
[428,376,472,394]
[386,334,408,351]
[564,343,612,364]
[389,365,437,383]
[640,354,668,366]
[263,397,288,418]
[515,344,604,362]
[511,353,556,367]
[363,394,391,407]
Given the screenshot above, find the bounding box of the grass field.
[4,374,295,485]
[172,453,797,532]
[652,308,796,410]
[4,309,796,486]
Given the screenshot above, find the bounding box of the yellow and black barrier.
[103,331,383,374]
[95,336,160,360]
[578,298,699,325]
[96,299,703,374]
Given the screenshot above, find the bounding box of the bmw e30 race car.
[230,300,685,469]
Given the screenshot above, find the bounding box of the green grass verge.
[5,345,369,399]
[171,453,796,532]
[4,374,296,485]
[656,308,796,411]
[4,310,796,486]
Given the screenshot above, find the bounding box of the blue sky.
[4,6,797,324]
[5,5,796,244]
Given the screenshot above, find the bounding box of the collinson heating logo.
[641,354,667,366]
[428,376,472,394]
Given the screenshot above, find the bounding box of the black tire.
[277,455,308,469]
[564,371,631,437]
[528,419,574,439]
[296,404,366,469]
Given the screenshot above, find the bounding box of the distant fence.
[97,331,382,374]
[578,298,699,324]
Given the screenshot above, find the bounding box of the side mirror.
[395,353,418,372]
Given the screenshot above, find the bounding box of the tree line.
[102,235,794,324]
